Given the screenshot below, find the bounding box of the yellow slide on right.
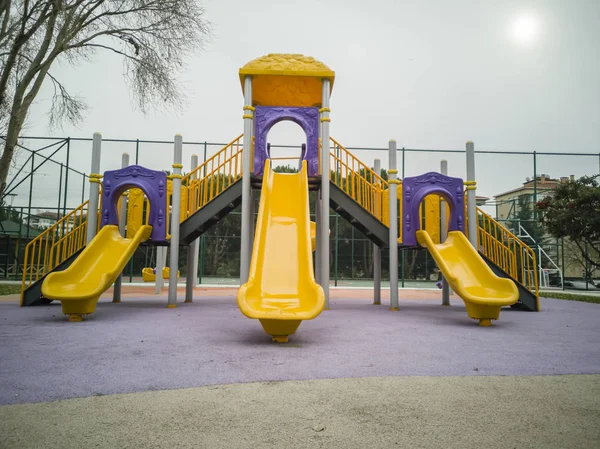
[416,230,518,326]
[237,160,325,342]
[42,224,152,321]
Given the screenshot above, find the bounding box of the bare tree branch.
[0,0,211,199]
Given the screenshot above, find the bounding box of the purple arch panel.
[401,172,465,247]
[254,106,319,176]
[101,165,167,242]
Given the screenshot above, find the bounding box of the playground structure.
[20,54,540,340]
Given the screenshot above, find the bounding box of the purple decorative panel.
[101,165,167,242]
[254,106,319,176]
[401,172,465,247]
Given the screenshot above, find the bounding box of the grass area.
[0,284,21,296]
[542,291,600,304]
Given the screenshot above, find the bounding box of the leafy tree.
[537,175,600,271]
[0,1,211,198]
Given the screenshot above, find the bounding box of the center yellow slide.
[42,224,152,321]
[237,160,325,342]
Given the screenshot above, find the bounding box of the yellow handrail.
[329,136,402,240]
[476,206,539,298]
[178,134,244,221]
[20,199,97,302]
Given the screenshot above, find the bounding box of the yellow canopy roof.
[239,54,335,107]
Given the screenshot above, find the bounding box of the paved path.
[1,375,599,449]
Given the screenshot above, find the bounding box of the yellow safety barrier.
[20,194,101,303]
[476,207,539,303]
[180,134,244,218]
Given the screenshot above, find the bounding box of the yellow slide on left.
[416,229,518,326]
[237,160,325,342]
[42,225,152,321]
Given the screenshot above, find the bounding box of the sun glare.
[511,14,540,45]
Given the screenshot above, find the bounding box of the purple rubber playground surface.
[1,295,599,405]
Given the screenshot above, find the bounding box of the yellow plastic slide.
[416,230,518,326]
[42,224,152,321]
[237,160,325,342]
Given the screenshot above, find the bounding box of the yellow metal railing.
[330,137,402,239]
[179,134,244,220]
[20,199,100,301]
[476,207,539,297]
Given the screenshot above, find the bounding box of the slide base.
[478,319,493,327]
[465,302,501,322]
[260,319,302,343]
[61,297,99,320]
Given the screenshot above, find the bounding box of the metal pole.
[389,140,399,310]
[320,79,331,308]
[113,152,129,303]
[86,133,102,244]
[155,246,166,294]
[373,159,382,304]
[401,147,405,288]
[315,197,321,284]
[440,159,450,306]
[533,151,537,220]
[465,141,477,248]
[334,213,338,287]
[80,173,85,203]
[561,237,565,291]
[57,163,63,224]
[185,153,200,303]
[135,139,140,165]
[26,154,34,240]
[240,75,253,284]
[63,138,70,217]
[167,135,183,308]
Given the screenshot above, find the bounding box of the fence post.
[389,140,399,310]
[26,154,34,240]
[63,137,70,217]
[373,158,382,305]
[86,133,102,244]
[113,152,129,303]
[533,150,537,219]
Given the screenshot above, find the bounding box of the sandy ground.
[1,375,599,449]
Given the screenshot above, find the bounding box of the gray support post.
[240,76,254,284]
[86,133,102,244]
[320,80,331,308]
[167,135,183,308]
[315,197,321,284]
[155,246,166,295]
[185,153,199,303]
[373,158,382,305]
[388,140,399,310]
[466,141,477,248]
[113,152,130,303]
[440,159,451,306]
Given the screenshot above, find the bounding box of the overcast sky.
[8,0,600,212]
